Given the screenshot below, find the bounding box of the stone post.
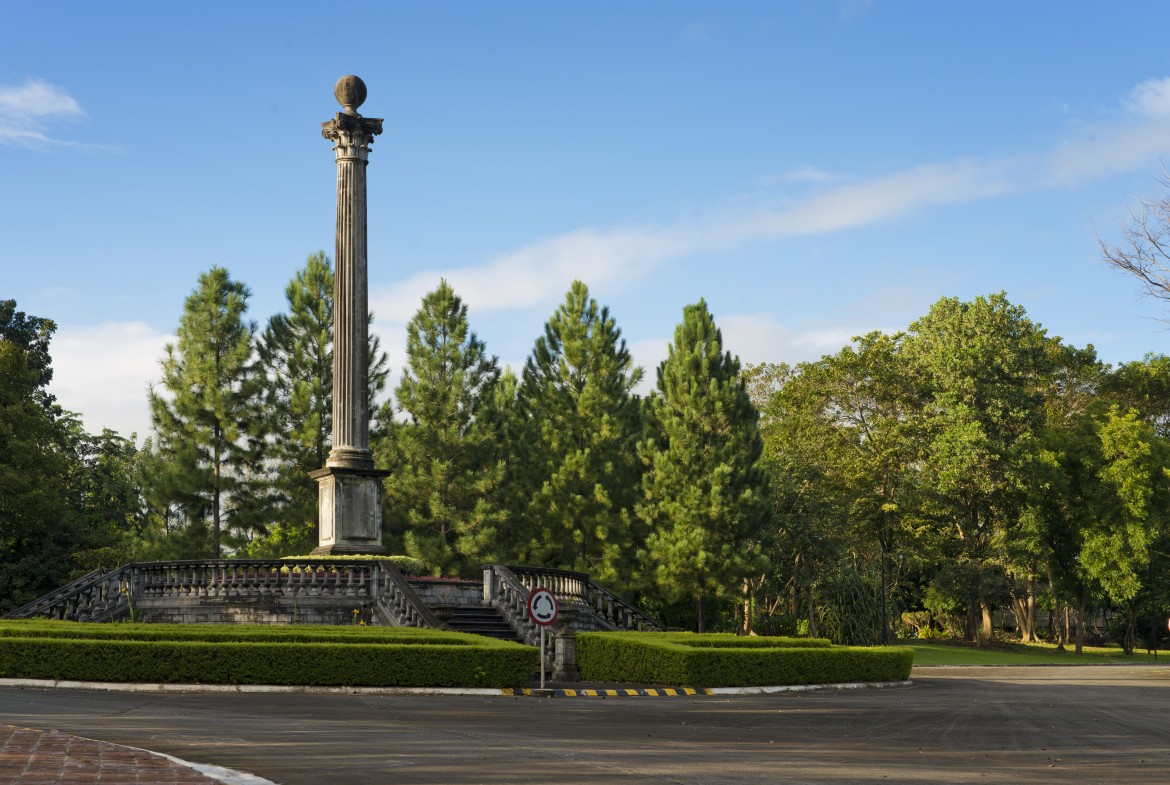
[552,608,580,682]
[311,75,390,556]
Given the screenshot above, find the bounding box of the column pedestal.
[309,466,391,555]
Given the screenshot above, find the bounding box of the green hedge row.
[0,635,536,687]
[578,632,912,687]
[634,632,832,649]
[279,554,426,574]
[0,620,474,646]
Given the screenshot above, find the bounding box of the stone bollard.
[553,625,579,682]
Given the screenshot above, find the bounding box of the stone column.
[311,75,390,556]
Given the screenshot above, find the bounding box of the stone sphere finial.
[334,75,367,115]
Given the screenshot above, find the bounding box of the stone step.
[443,606,525,643]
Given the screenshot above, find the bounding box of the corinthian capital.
[322,113,384,159]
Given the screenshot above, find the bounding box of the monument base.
[310,465,391,555]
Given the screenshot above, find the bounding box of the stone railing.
[135,559,375,600]
[505,565,665,632]
[483,564,666,664]
[373,566,442,628]
[3,566,132,622]
[4,559,440,628]
[483,564,542,648]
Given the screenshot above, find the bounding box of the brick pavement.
[0,724,219,785]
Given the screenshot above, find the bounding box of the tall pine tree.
[637,299,768,632]
[147,267,264,557]
[390,280,504,575]
[247,252,391,556]
[509,281,643,586]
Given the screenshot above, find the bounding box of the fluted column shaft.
[321,112,382,469]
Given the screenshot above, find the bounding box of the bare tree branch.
[1100,175,1170,312]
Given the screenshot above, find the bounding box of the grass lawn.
[901,639,1167,666]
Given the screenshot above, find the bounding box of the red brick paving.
[0,724,219,785]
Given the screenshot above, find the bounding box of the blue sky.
[6,1,1170,440]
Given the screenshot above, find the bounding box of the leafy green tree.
[508,281,644,586]
[1082,406,1170,653]
[0,301,72,610]
[637,300,768,632]
[782,333,922,642]
[749,360,842,638]
[902,293,1054,641]
[147,267,264,557]
[0,302,139,610]
[390,280,505,575]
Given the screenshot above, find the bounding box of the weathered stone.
[314,75,389,555]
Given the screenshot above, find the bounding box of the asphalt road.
[1,666,1167,784]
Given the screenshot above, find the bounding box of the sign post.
[527,587,559,689]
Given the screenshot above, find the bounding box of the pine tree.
[390,280,504,575]
[147,267,263,557]
[509,281,644,586]
[247,252,391,556]
[252,252,333,553]
[637,299,768,632]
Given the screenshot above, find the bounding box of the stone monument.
[310,75,390,555]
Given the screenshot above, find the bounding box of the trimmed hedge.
[279,554,426,574]
[0,620,474,646]
[0,622,536,687]
[578,632,912,687]
[633,632,832,649]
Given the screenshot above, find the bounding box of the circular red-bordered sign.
[527,587,559,627]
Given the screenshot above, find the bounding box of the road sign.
[528,587,558,627]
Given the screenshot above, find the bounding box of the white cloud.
[629,316,868,397]
[49,322,171,440]
[372,77,1170,326]
[371,224,704,325]
[1125,77,1170,118]
[718,314,860,366]
[0,78,86,148]
[839,0,876,21]
[776,166,843,185]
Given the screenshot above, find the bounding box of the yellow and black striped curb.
[500,687,712,697]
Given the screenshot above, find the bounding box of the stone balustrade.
[504,565,665,632]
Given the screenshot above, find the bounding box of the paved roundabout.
[0,665,1166,784]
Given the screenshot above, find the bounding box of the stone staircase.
[442,605,525,643]
[3,561,665,656]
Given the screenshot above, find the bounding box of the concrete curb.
[0,676,912,697]
[0,678,501,696]
[82,735,280,785]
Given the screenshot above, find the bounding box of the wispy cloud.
[0,78,89,149]
[1124,76,1170,118]
[372,77,1170,326]
[839,0,876,22]
[49,322,171,441]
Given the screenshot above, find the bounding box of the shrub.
[578,632,912,687]
[0,621,535,687]
[279,554,426,574]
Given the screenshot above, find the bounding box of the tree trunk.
[965,601,980,643]
[1045,565,1063,650]
[1123,605,1136,655]
[808,585,818,638]
[741,578,752,636]
[212,486,221,559]
[1075,592,1085,655]
[980,600,994,641]
[695,594,706,634]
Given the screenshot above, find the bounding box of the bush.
[0,621,535,687]
[0,620,470,645]
[279,554,426,574]
[578,632,912,687]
